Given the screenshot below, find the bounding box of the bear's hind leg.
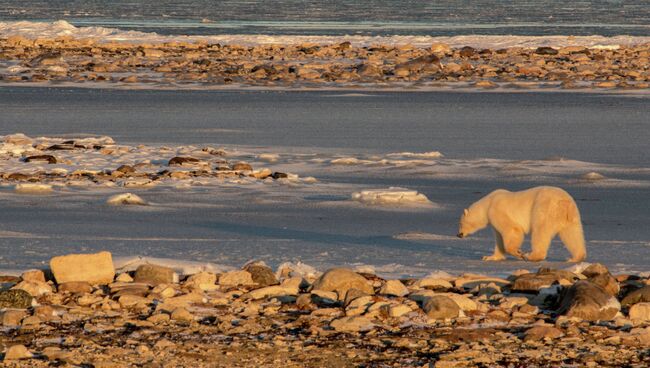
[483,230,506,261]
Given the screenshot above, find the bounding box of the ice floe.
[351,187,434,207]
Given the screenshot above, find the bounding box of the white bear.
[457,186,586,262]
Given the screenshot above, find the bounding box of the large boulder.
[511,268,579,292]
[556,281,620,321]
[50,251,115,285]
[243,262,278,287]
[134,264,177,286]
[629,303,650,322]
[311,268,374,300]
[587,273,619,297]
[422,295,461,319]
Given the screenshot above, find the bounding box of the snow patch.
[106,193,147,206]
[14,183,53,194]
[351,187,433,207]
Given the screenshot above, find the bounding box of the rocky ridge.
[1,251,649,367]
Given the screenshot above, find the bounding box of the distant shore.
[1,32,649,91]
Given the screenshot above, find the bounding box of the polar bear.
[457,186,586,262]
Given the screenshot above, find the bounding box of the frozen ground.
[0,87,648,277]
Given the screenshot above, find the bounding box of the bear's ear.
[463,209,469,216]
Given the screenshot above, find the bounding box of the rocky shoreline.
[1,36,649,90]
[1,251,649,367]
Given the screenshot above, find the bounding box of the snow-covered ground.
[0,87,648,278]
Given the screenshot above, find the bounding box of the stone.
[422,296,461,319]
[168,156,200,166]
[50,251,115,285]
[4,345,32,360]
[232,162,253,171]
[1,310,27,326]
[581,263,610,278]
[524,325,564,341]
[171,307,194,323]
[115,273,134,282]
[147,313,170,324]
[24,154,57,164]
[20,269,45,283]
[118,294,150,308]
[243,262,278,287]
[621,285,650,306]
[184,271,217,291]
[12,280,52,296]
[379,280,409,297]
[629,303,650,322]
[416,278,453,290]
[588,273,620,297]
[218,270,255,287]
[134,264,177,286]
[511,268,579,292]
[311,268,374,300]
[535,47,559,55]
[330,315,375,333]
[57,281,93,294]
[388,304,412,318]
[557,281,620,321]
[242,285,298,300]
[0,289,33,308]
[33,305,58,321]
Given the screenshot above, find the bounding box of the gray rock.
[243,262,278,287]
[588,273,619,297]
[556,281,620,321]
[422,295,460,319]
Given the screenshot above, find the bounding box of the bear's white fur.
[457,186,586,262]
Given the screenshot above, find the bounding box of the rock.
[156,292,205,312]
[50,251,115,285]
[524,325,564,341]
[115,273,134,282]
[535,47,559,55]
[116,164,136,174]
[232,162,253,171]
[388,304,412,318]
[581,263,610,278]
[0,289,33,308]
[184,272,217,291]
[218,270,255,287]
[106,193,147,205]
[243,262,278,287]
[4,133,33,145]
[629,303,650,322]
[430,43,451,54]
[422,295,461,319]
[379,280,409,297]
[33,305,58,321]
[12,280,52,296]
[621,285,650,306]
[4,345,32,360]
[20,269,45,283]
[459,46,476,57]
[168,156,200,166]
[442,293,479,311]
[1,310,26,326]
[311,268,374,300]
[134,264,177,286]
[242,285,298,300]
[24,154,57,164]
[57,281,93,294]
[588,273,620,297]
[170,307,194,323]
[557,281,620,321]
[147,313,170,324]
[415,278,453,290]
[511,268,579,292]
[330,315,375,333]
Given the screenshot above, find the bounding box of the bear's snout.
[457,232,464,238]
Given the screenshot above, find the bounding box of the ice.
[387,151,443,159]
[351,187,434,207]
[2,20,650,49]
[113,256,232,276]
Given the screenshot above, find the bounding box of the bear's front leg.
[482,254,506,261]
[483,231,506,261]
[502,228,525,260]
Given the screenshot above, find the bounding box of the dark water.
[2,1,649,36]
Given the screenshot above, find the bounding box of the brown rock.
[622,285,650,306]
[581,263,610,278]
[20,269,45,283]
[4,344,32,360]
[134,264,177,286]
[629,303,650,322]
[524,325,564,341]
[50,251,115,285]
[168,156,200,166]
[588,273,620,297]
[1,310,26,326]
[24,155,57,164]
[243,262,278,287]
[511,268,579,292]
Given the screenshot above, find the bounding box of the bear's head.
[457,208,486,238]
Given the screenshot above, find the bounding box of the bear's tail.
[558,200,586,262]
